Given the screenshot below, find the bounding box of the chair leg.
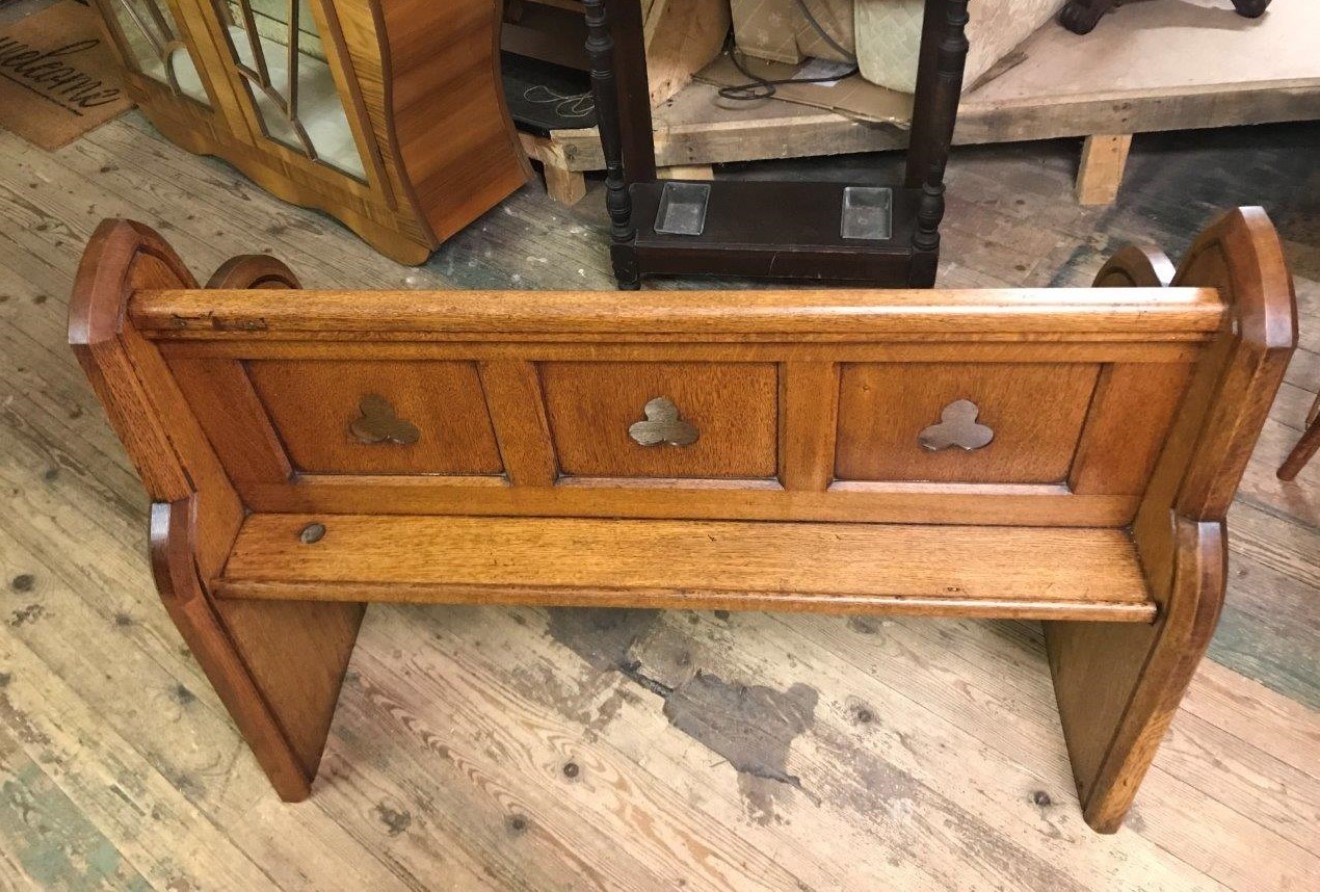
[1059,0,1117,34]
[151,502,364,800]
[1045,517,1225,832]
[1278,391,1320,480]
[1231,0,1271,18]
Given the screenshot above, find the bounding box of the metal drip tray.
[840,186,893,240]
[653,181,711,236]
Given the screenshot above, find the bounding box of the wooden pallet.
[527,0,1320,205]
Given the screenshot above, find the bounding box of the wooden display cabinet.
[90,0,532,263]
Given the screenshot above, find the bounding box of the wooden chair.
[1277,392,1320,480]
[69,207,1295,833]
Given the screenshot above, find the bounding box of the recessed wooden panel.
[1070,363,1196,495]
[245,360,502,475]
[836,363,1100,483]
[539,362,778,478]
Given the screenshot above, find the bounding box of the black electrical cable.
[795,0,856,61]
[718,0,859,102]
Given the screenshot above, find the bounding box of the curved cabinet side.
[379,0,532,244]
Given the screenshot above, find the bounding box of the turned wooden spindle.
[908,0,970,287]
[584,0,639,288]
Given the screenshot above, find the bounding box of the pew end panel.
[71,220,365,802]
[69,209,1296,830]
[1045,207,1297,832]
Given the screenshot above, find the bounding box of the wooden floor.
[1,95,1318,889]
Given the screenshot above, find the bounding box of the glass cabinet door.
[212,0,366,179]
[95,0,212,105]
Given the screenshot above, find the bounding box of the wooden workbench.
[527,0,1320,205]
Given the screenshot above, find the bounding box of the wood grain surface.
[217,514,1156,621]
[539,361,779,478]
[67,203,1293,837]
[131,285,1226,337]
[1,85,1316,888]
[835,362,1099,483]
[245,359,504,475]
[86,0,529,262]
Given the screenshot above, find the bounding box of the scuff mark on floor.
[545,608,662,673]
[662,671,821,824]
[545,608,820,824]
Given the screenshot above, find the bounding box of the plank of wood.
[546,76,1320,173]
[217,514,1155,621]
[643,0,730,104]
[0,727,143,891]
[835,361,1099,483]
[768,610,1320,877]
[538,360,779,479]
[479,360,560,487]
[342,631,798,890]
[156,339,1204,364]
[231,476,1143,527]
[657,164,715,180]
[1075,134,1133,206]
[520,132,588,206]
[778,361,839,492]
[244,359,503,475]
[361,605,956,890]
[132,284,1225,338]
[0,413,465,890]
[1208,546,1320,710]
[0,611,283,890]
[1069,362,1193,495]
[384,603,1216,889]
[1183,660,1320,782]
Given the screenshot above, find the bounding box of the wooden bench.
[69,208,1296,833]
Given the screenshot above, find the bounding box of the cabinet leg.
[907,1,969,290]
[909,250,939,288]
[1076,134,1132,206]
[1232,0,1271,18]
[610,243,641,289]
[1045,517,1225,832]
[585,0,638,289]
[151,501,364,801]
[1059,0,1115,34]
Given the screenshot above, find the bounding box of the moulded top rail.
[127,286,1227,340]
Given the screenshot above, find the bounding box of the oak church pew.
[70,208,1296,832]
